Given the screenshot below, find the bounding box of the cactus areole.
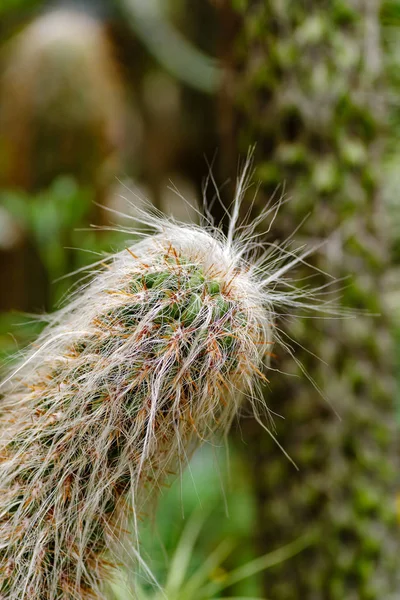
[0,186,319,598]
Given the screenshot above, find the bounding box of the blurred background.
[0,1,399,599]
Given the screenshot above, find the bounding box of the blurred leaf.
[164,508,210,596]
[0,311,45,363]
[382,0,400,25]
[200,533,314,597]
[179,538,234,597]
[110,501,311,600]
[0,177,95,304]
[0,0,42,17]
[117,0,220,93]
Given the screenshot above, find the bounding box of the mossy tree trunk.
[218,2,399,598]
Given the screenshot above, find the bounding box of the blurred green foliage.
[108,446,311,600]
[1,177,94,291]
[0,175,124,360]
[0,0,42,18]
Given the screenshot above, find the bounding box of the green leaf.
[164,508,209,596]
[199,534,314,597]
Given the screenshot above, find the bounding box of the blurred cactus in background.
[0,7,128,312]
[0,8,126,191]
[217,2,399,599]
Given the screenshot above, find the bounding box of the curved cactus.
[0,183,323,599]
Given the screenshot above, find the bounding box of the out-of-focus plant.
[0,7,129,312]
[0,178,93,292]
[0,177,126,307]
[117,0,220,93]
[110,509,312,600]
[381,1,400,261]
[135,440,263,598]
[0,8,127,193]
[219,2,398,598]
[0,0,42,19]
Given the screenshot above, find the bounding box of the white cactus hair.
[0,154,337,599]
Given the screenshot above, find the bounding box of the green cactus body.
[0,219,272,599]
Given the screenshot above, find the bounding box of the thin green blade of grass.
[178,538,235,598]
[199,533,314,597]
[164,508,209,596]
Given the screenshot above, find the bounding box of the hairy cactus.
[0,180,323,599]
